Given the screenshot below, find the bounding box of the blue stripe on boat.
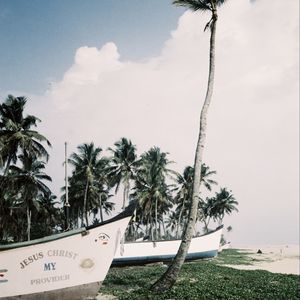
[112,250,218,266]
[0,280,8,283]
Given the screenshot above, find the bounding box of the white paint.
[0,216,131,298]
[114,227,222,261]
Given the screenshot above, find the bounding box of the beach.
[225,244,300,275]
[96,244,299,299]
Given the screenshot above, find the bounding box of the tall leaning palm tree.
[152,0,227,291]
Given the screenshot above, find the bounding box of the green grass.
[100,249,300,299]
[213,248,271,266]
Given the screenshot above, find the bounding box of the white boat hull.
[113,226,223,266]
[0,210,133,299]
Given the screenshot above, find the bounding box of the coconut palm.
[107,138,139,210]
[174,164,217,238]
[201,163,217,191]
[68,142,103,226]
[199,196,216,231]
[63,176,85,228]
[91,193,115,223]
[152,0,228,291]
[0,95,51,175]
[9,153,52,241]
[30,193,63,239]
[0,95,53,241]
[166,211,178,239]
[86,155,114,223]
[200,189,238,231]
[213,188,238,224]
[174,166,194,238]
[133,147,174,240]
[0,183,17,241]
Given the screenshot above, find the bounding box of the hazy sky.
[0,0,299,245]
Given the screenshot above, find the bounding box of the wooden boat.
[113,225,223,266]
[0,204,135,300]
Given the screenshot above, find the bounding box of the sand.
[226,244,300,275]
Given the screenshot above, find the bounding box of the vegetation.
[0,95,59,241]
[0,94,238,245]
[101,250,300,299]
[214,249,271,266]
[66,142,112,227]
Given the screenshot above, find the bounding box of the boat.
[0,203,135,300]
[112,225,223,266]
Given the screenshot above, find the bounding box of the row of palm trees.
[0,95,238,244]
[64,139,238,242]
[0,95,61,242]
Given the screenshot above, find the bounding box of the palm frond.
[173,0,212,11]
[173,0,228,11]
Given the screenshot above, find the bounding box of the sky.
[0,0,299,245]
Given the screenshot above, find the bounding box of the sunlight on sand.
[226,245,300,275]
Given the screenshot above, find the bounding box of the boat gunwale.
[123,225,224,245]
[0,201,136,251]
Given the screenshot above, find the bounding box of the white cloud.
[31,0,299,244]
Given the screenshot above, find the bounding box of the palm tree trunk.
[176,202,185,239]
[83,180,89,226]
[99,194,103,222]
[155,198,158,240]
[77,209,80,227]
[162,218,166,238]
[27,206,31,241]
[152,10,218,292]
[204,217,210,232]
[151,224,154,241]
[146,220,149,237]
[122,180,130,210]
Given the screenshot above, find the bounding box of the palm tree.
[201,163,217,191]
[152,0,227,291]
[200,189,238,231]
[91,193,115,223]
[166,211,178,239]
[214,188,238,224]
[0,95,53,242]
[30,193,63,239]
[174,164,217,238]
[95,157,115,222]
[0,95,51,175]
[68,143,103,226]
[199,196,216,231]
[9,153,52,241]
[174,166,194,238]
[133,147,175,240]
[107,138,138,210]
